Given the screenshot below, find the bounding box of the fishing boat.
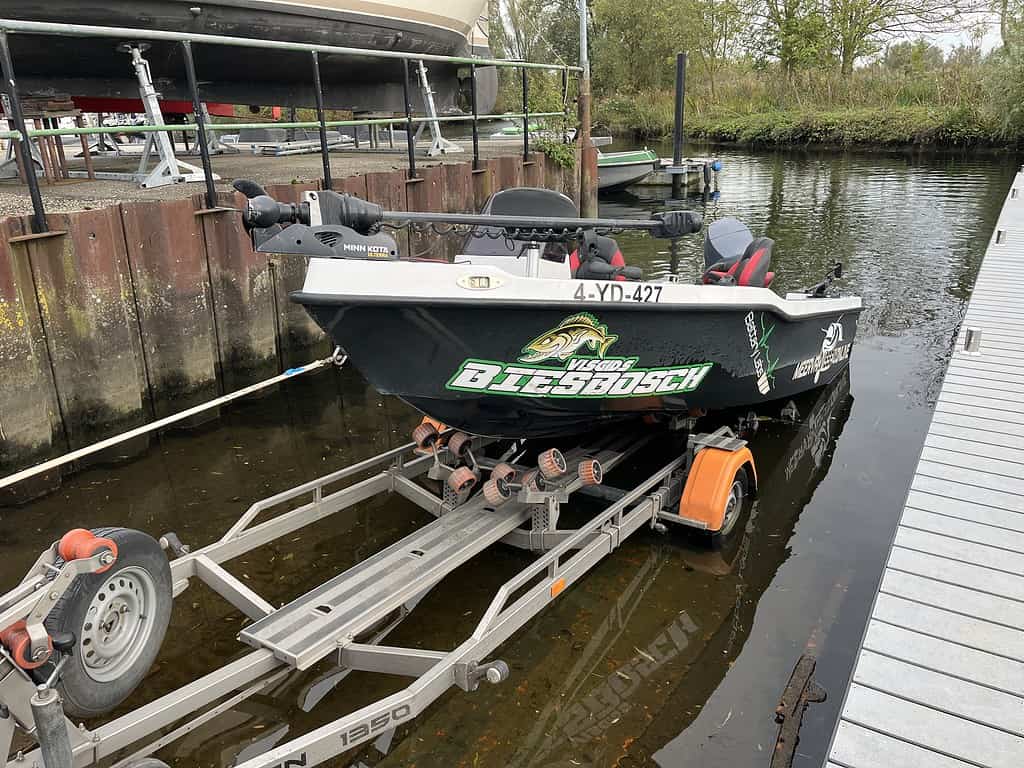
[597,149,659,191]
[238,184,861,438]
[1,1,497,113]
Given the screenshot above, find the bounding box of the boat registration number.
[573,282,663,303]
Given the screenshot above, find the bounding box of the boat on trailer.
[0,184,861,768]
[242,185,860,438]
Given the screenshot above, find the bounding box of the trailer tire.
[45,527,172,719]
[713,466,749,540]
[122,760,170,768]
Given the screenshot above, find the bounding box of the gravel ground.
[0,139,527,216]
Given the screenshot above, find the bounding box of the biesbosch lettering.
[446,313,713,399]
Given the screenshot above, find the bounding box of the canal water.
[1,147,1019,768]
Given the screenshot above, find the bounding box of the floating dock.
[633,157,719,187]
[826,167,1024,767]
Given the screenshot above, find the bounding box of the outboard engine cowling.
[703,217,754,271]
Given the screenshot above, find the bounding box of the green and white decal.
[446,313,713,399]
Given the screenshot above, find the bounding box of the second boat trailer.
[0,420,755,768]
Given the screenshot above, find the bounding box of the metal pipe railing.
[0,18,578,227]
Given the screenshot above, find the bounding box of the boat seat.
[570,232,628,281]
[703,237,775,287]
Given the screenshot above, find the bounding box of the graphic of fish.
[821,320,844,351]
[519,313,619,363]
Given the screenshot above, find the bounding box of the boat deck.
[826,168,1024,767]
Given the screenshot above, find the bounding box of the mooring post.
[310,51,332,189]
[671,52,687,199]
[521,66,529,163]
[577,0,596,216]
[469,63,480,170]
[403,60,417,179]
[0,31,46,233]
[181,40,218,209]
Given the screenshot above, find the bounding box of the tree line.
[489,0,1024,145]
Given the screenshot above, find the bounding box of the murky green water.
[1,147,1019,768]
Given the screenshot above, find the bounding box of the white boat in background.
[597,149,659,191]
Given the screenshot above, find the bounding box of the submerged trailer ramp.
[826,168,1024,767]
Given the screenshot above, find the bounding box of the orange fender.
[678,446,756,532]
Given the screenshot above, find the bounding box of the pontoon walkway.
[826,167,1024,767]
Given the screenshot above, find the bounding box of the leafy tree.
[882,40,945,72]
[689,0,749,94]
[751,0,834,73]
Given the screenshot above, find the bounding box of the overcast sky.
[926,12,1002,51]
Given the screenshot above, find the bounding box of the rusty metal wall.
[0,153,575,493]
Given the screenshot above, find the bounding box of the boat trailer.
[0,421,755,768]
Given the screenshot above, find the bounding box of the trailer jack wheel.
[45,528,172,719]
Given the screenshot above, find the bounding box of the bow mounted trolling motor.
[234,180,704,262]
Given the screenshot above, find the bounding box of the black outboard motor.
[702,217,775,288]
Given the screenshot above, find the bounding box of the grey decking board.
[840,684,1024,768]
[872,593,1024,661]
[888,546,1024,602]
[911,474,1024,512]
[915,460,1024,498]
[863,621,1024,696]
[906,490,1024,532]
[938,392,1024,416]
[928,420,1024,450]
[880,570,1024,631]
[943,380,1024,399]
[900,507,1024,551]
[925,433,1024,465]
[830,721,977,768]
[853,651,1024,735]
[893,526,1024,575]
[920,445,1024,479]
[931,411,1024,441]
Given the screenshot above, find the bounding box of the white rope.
[0,350,346,492]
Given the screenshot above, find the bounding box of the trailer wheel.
[538,448,567,480]
[45,528,172,719]
[483,477,512,506]
[715,467,750,539]
[447,432,473,460]
[490,462,517,484]
[448,466,478,494]
[577,459,603,486]
[121,760,170,768]
[412,422,440,450]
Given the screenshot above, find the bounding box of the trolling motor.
[234,181,703,260]
[805,261,844,298]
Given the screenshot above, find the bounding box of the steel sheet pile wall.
[0,152,568,493]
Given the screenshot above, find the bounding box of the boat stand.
[68,45,218,189]
[417,61,462,157]
[0,424,752,768]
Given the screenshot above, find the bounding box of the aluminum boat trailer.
[0,421,755,768]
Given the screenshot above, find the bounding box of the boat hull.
[299,298,860,437]
[597,151,659,191]
[4,1,496,113]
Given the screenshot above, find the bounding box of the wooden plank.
[943,380,1024,399]
[854,650,1024,735]
[906,489,1024,532]
[888,546,1024,602]
[933,402,1024,427]
[940,364,1024,386]
[863,620,1024,696]
[900,507,1024,553]
[940,392,1024,414]
[911,474,1024,512]
[925,434,1024,466]
[841,684,1024,767]
[874,593,1024,661]
[880,570,1024,630]
[830,720,976,768]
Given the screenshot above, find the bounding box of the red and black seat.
[703,237,775,287]
[570,232,627,281]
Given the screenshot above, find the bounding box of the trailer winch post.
[0,30,46,234]
[31,686,73,768]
